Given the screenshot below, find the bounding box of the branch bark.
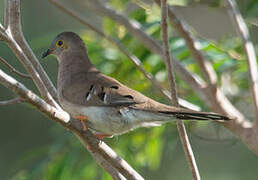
[6,0,57,101]
[157,1,218,86]
[161,1,200,179]
[0,56,31,79]
[226,0,258,127]
[0,97,24,105]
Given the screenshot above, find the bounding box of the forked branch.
[226,0,258,126]
[0,56,31,79]
[0,97,24,105]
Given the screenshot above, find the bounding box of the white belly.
[60,99,173,135]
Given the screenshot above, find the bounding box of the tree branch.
[0,56,31,79]
[162,1,217,86]
[161,1,200,179]
[0,24,8,41]
[4,0,10,28]
[0,68,143,180]
[226,0,258,126]
[84,0,209,102]
[0,97,24,105]
[6,0,58,102]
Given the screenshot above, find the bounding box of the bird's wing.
[60,71,230,121]
[60,71,148,107]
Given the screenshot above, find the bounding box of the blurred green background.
[1,0,258,179]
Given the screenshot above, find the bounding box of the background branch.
[0,57,31,79]
[161,0,200,179]
[226,0,258,125]
[0,97,24,105]
[7,0,57,100]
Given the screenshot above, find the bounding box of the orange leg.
[75,115,88,131]
[94,133,113,140]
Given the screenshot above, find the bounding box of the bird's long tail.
[159,110,231,121]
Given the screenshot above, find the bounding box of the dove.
[42,32,229,138]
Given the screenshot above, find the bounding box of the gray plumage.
[42,32,230,136]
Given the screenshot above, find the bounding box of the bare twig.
[161,1,200,179]
[4,0,10,28]
[84,0,209,102]
[0,68,143,180]
[226,0,258,126]
[6,0,58,102]
[0,57,31,78]
[48,0,200,111]
[0,69,70,123]
[164,1,217,85]
[0,97,24,105]
[161,0,178,107]
[0,24,5,33]
[0,24,9,41]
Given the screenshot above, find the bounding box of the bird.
[42,32,230,138]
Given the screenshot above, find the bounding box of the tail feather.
[159,111,230,121]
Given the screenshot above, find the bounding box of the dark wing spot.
[110,85,119,89]
[89,85,94,91]
[124,95,134,99]
[85,92,90,99]
[98,92,106,101]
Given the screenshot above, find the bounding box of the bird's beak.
[42,49,53,58]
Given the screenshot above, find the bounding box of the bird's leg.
[75,115,88,131]
[94,133,113,139]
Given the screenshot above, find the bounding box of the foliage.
[1,0,258,180]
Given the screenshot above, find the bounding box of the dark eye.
[56,40,64,47]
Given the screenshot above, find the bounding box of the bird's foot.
[94,133,113,140]
[75,114,88,131]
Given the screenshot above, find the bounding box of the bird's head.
[42,32,86,62]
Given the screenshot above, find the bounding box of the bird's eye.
[56,40,64,47]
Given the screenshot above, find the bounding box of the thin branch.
[84,0,208,100]
[6,0,58,102]
[0,69,70,123]
[0,97,24,105]
[165,2,217,85]
[48,0,200,111]
[0,57,31,78]
[0,69,143,180]
[161,0,178,107]
[2,0,62,114]
[0,24,9,41]
[75,138,126,180]
[4,0,10,28]
[0,24,5,33]
[161,1,200,179]
[226,0,258,126]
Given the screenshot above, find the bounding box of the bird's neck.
[57,50,97,91]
